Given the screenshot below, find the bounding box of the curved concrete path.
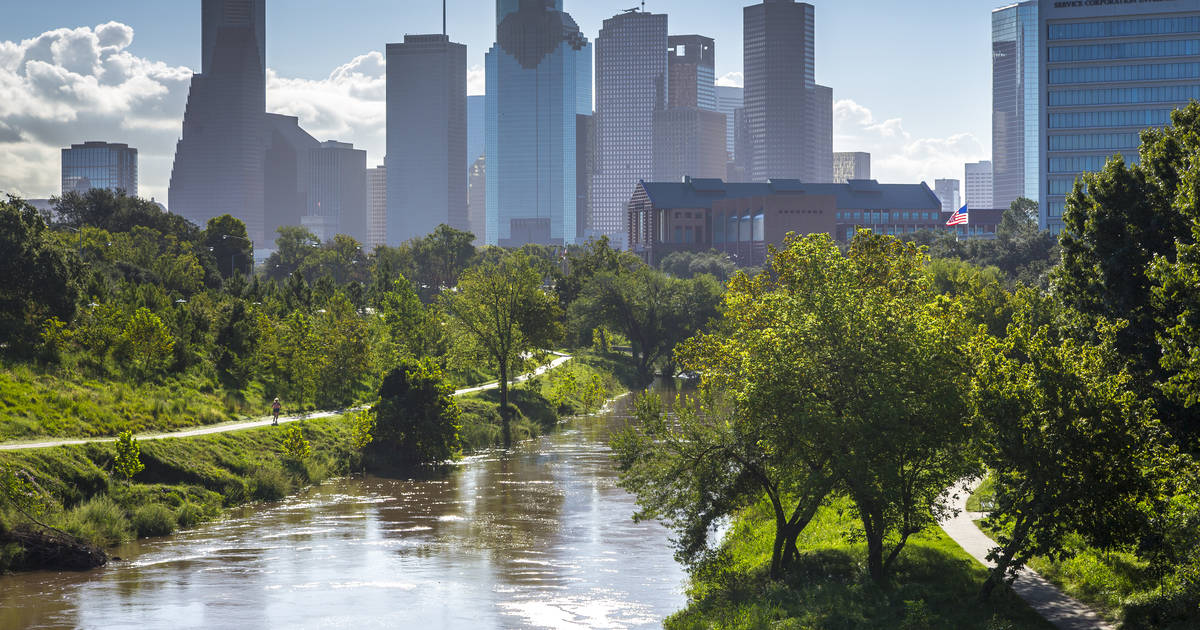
[0,353,573,452]
[939,479,1115,630]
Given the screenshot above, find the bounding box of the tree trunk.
[979,516,1030,601]
[499,361,511,448]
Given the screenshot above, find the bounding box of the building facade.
[305,141,367,243]
[716,85,744,160]
[170,0,267,244]
[1039,0,1200,231]
[593,10,668,248]
[653,108,729,182]
[942,207,1004,240]
[832,151,870,184]
[935,179,961,213]
[667,35,717,109]
[263,114,319,245]
[367,164,387,250]
[992,1,1040,215]
[468,155,486,245]
[485,0,591,247]
[628,177,943,266]
[743,0,834,183]
[61,142,137,196]
[965,160,994,210]
[386,34,467,245]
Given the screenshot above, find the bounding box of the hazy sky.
[0,0,995,204]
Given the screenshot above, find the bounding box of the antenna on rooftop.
[443,0,447,36]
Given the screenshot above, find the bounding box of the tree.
[411,224,476,299]
[379,275,441,361]
[1053,103,1200,434]
[203,214,253,278]
[314,294,371,407]
[570,266,722,386]
[213,300,258,390]
[556,236,640,314]
[370,360,461,468]
[113,431,145,480]
[120,308,174,378]
[659,249,737,282]
[969,289,1169,599]
[279,425,312,462]
[0,196,81,355]
[441,250,563,447]
[264,226,321,281]
[628,232,976,583]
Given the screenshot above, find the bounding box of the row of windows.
[835,210,940,222]
[1048,84,1200,107]
[1048,153,1139,173]
[1048,177,1083,195]
[1049,62,1200,85]
[1047,202,1066,218]
[840,225,994,240]
[712,213,764,244]
[1048,39,1200,62]
[1047,132,1141,151]
[1048,109,1173,129]
[1048,16,1200,41]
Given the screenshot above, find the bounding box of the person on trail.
[272,398,282,426]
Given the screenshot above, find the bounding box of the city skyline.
[0,0,993,206]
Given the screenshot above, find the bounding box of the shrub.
[113,431,144,480]
[131,503,177,537]
[63,495,131,547]
[175,502,205,528]
[250,466,292,502]
[279,425,311,461]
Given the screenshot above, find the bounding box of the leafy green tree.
[54,188,200,242]
[379,275,441,361]
[441,250,563,446]
[350,409,376,451]
[203,214,253,278]
[1053,104,1200,434]
[556,236,640,314]
[120,308,175,378]
[370,360,461,468]
[264,226,321,281]
[571,266,722,386]
[969,289,1169,600]
[279,425,312,461]
[113,431,145,480]
[213,300,258,390]
[314,294,372,407]
[0,196,81,355]
[411,224,476,299]
[659,249,737,282]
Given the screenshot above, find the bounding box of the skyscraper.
[367,164,387,250]
[1039,0,1200,231]
[387,34,467,245]
[485,0,591,247]
[832,152,870,184]
[716,85,744,160]
[305,141,367,243]
[61,142,137,196]
[743,0,834,183]
[965,160,994,210]
[468,155,486,245]
[170,0,267,244]
[263,113,318,245]
[935,179,961,213]
[991,1,1039,215]
[667,35,717,110]
[593,9,668,248]
[467,94,485,171]
[654,34,726,183]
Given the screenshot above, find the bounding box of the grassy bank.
[666,496,1054,630]
[0,350,632,572]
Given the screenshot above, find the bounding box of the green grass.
[666,496,1055,630]
[967,473,996,512]
[1026,535,1154,621]
[0,364,270,441]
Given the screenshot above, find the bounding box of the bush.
[175,502,205,528]
[250,466,293,502]
[131,503,177,537]
[63,495,131,547]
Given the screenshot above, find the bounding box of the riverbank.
[665,496,1054,630]
[0,351,632,573]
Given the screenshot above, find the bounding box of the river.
[0,395,687,629]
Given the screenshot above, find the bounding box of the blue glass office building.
[61,142,138,197]
[992,2,1040,215]
[485,0,592,247]
[1039,0,1200,232]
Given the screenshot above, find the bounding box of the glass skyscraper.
[1040,0,1200,232]
[992,1,1039,215]
[61,142,137,197]
[170,0,267,244]
[485,0,591,247]
[594,10,668,248]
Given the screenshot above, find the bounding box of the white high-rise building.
[935,179,961,213]
[715,86,743,160]
[593,9,668,248]
[965,161,993,210]
[366,164,386,250]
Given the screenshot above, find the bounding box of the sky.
[0,0,997,205]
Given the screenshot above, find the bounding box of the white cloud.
[468,64,485,95]
[716,71,742,88]
[833,98,985,185]
[0,22,390,204]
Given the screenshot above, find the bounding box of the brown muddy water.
[0,395,686,629]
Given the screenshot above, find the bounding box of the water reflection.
[0,394,685,629]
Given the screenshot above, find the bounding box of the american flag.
[945,204,969,227]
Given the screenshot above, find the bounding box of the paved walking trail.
[0,353,573,452]
[939,479,1115,630]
